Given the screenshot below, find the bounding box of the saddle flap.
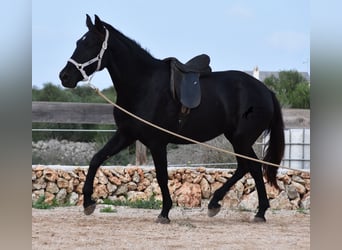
[166,55,210,110]
[180,72,201,109]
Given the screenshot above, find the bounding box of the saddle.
[164,54,211,115]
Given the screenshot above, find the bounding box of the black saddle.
[164,54,211,112]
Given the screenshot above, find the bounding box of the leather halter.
[68,27,109,81]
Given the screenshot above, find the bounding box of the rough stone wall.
[32,166,310,210]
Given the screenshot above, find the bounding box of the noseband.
[68,27,109,81]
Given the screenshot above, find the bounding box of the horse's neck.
[106,47,162,102]
[107,56,153,91]
[104,29,166,103]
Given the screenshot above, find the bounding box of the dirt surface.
[32,205,310,250]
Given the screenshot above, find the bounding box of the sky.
[32,0,310,90]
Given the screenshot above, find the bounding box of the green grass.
[102,194,162,210]
[32,195,73,209]
[32,194,163,210]
[99,206,117,213]
[32,196,59,209]
[297,208,310,214]
[236,207,255,213]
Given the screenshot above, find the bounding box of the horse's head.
[59,14,109,88]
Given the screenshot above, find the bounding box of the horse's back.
[201,70,273,111]
[195,70,275,134]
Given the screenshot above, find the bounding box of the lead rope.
[85,81,309,174]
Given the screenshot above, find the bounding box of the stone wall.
[32,165,310,210]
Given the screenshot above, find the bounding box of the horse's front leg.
[150,144,172,224]
[83,131,134,215]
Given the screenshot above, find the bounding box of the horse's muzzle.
[59,66,78,88]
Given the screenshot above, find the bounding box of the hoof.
[253,216,266,223]
[84,203,96,215]
[208,207,221,217]
[155,215,170,224]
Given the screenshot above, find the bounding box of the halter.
[68,27,109,82]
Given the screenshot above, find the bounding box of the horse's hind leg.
[230,126,270,221]
[208,164,247,217]
[248,154,270,222]
[230,147,270,222]
[83,131,133,215]
[208,127,270,221]
[208,132,250,217]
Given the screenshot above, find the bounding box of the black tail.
[263,92,285,189]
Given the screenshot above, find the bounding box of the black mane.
[102,22,155,61]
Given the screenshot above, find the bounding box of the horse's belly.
[170,119,225,144]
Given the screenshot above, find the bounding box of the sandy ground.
[32,205,310,250]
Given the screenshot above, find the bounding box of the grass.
[32,194,163,210]
[100,206,117,213]
[32,195,73,209]
[297,208,310,214]
[32,196,59,209]
[236,207,256,213]
[102,194,162,210]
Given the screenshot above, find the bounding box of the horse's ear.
[86,14,93,29]
[94,15,105,33]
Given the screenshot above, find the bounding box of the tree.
[32,83,73,102]
[32,82,117,103]
[263,70,310,108]
[289,82,310,108]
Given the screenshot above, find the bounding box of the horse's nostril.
[59,71,68,81]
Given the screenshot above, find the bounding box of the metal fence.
[262,128,310,171]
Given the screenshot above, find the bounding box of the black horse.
[59,15,284,223]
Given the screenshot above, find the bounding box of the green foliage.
[290,82,310,108]
[263,70,310,108]
[99,206,117,213]
[32,196,59,209]
[297,208,310,214]
[32,82,116,103]
[102,194,162,209]
[128,195,162,209]
[32,83,73,102]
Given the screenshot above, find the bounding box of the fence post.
[135,141,147,165]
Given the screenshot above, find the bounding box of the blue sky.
[32,0,310,90]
